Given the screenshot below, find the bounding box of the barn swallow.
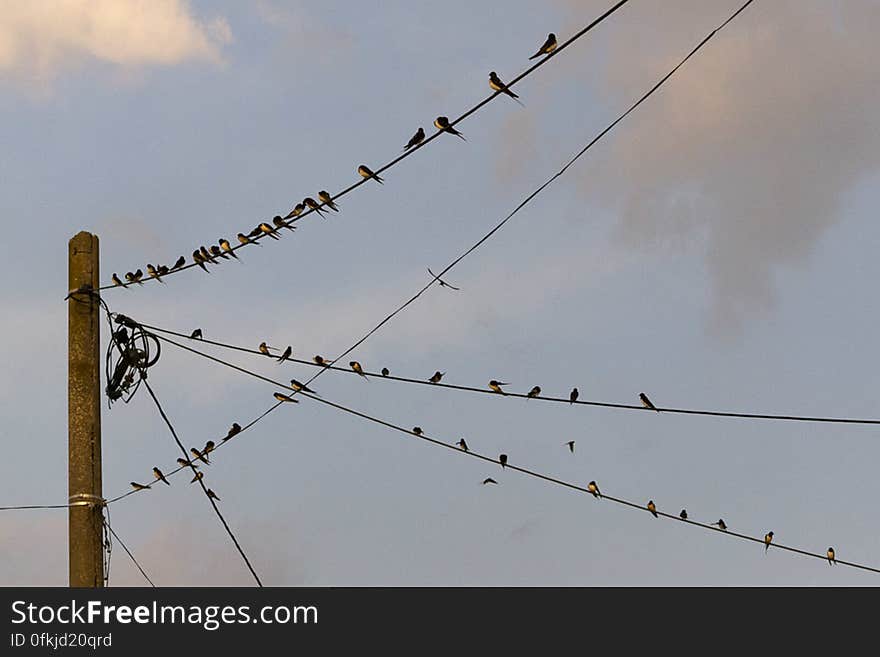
[177,458,197,469]
[489,71,524,105]
[499,454,508,468]
[200,246,217,263]
[190,328,202,340]
[428,371,445,383]
[565,440,575,453]
[207,489,221,501]
[529,33,557,59]
[285,203,305,220]
[192,250,209,272]
[482,478,498,485]
[219,238,240,259]
[427,267,460,290]
[712,519,727,531]
[679,509,688,520]
[527,386,541,398]
[827,547,836,565]
[412,427,423,436]
[190,447,210,465]
[146,264,165,282]
[404,127,425,151]
[152,467,170,486]
[434,116,466,140]
[273,215,295,232]
[190,471,203,483]
[358,164,384,184]
[647,500,658,518]
[259,342,273,356]
[237,233,258,246]
[587,480,601,498]
[640,393,658,411]
[274,392,299,403]
[249,226,263,238]
[314,355,330,367]
[157,265,170,276]
[764,531,774,552]
[259,222,280,240]
[111,273,125,287]
[317,191,339,212]
[224,423,242,441]
[171,256,186,270]
[381,367,390,377]
[303,197,326,216]
[570,388,579,404]
[488,380,508,394]
[210,245,228,260]
[130,482,151,491]
[124,272,142,286]
[277,346,292,363]
[133,269,144,283]
[290,379,317,394]
[457,438,469,452]
[202,440,215,455]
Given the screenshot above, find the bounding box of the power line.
[139,376,264,586]
[132,321,880,426]
[137,328,880,576]
[96,0,632,291]
[103,515,157,587]
[300,0,758,398]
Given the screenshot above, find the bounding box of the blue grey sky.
[2,0,879,585]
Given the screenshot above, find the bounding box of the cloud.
[547,1,880,336]
[0,0,232,81]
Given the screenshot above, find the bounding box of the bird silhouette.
[190,328,202,340]
[224,423,242,441]
[488,380,509,394]
[381,367,390,377]
[428,371,445,383]
[152,467,170,486]
[404,127,425,151]
[827,547,836,566]
[712,519,728,531]
[434,116,466,140]
[764,531,774,553]
[587,480,601,498]
[427,267,461,290]
[358,164,384,184]
[640,393,658,411]
[529,33,557,60]
[277,346,292,363]
[482,478,498,485]
[457,438,469,452]
[679,509,688,520]
[647,500,658,518]
[499,454,508,468]
[565,440,575,453]
[130,482,151,491]
[527,386,541,398]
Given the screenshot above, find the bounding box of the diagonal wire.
[103,514,157,587]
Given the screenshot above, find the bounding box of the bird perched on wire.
[679,509,688,520]
[190,471,203,484]
[192,250,209,272]
[190,328,203,340]
[207,489,221,502]
[152,467,170,486]
[499,454,508,468]
[273,216,295,232]
[489,71,524,106]
[482,478,498,485]
[428,371,445,383]
[358,164,384,184]
[124,271,144,286]
[647,500,658,518]
[130,482,151,491]
[291,379,317,394]
[146,264,165,282]
[712,519,728,531]
[111,273,125,287]
[259,342,273,356]
[565,440,575,453]
[381,367,390,377]
[303,197,326,217]
[259,222,280,240]
[177,458,197,469]
[237,233,257,246]
[529,32,557,59]
[314,355,330,367]
[527,386,541,398]
[412,427,423,436]
[219,238,239,259]
[764,531,774,553]
[202,440,215,456]
[157,264,170,276]
[427,267,461,291]
[318,191,339,212]
[277,346,292,363]
[570,388,579,405]
[190,447,210,465]
[640,393,659,411]
[171,256,186,270]
[285,203,305,220]
[434,116,466,140]
[488,380,508,395]
[274,392,298,403]
[457,438,469,452]
[210,245,228,261]
[827,547,836,566]
[200,246,217,264]
[587,480,601,498]
[224,422,241,441]
[404,127,425,151]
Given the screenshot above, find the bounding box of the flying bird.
[488,380,508,394]
[412,427,423,436]
[404,127,425,151]
[111,273,125,287]
[317,191,339,211]
[679,509,688,520]
[274,392,299,403]
[457,438,469,452]
[434,116,466,140]
[427,267,461,291]
[277,346,292,363]
[827,547,836,566]
[489,71,524,105]
[358,164,384,184]
[529,32,557,60]
[130,482,151,491]
[349,361,367,378]
[640,393,659,411]
[565,440,575,453]
[207,489,221,501]
[190,328,202,340]
[712,519,728,531]
[527,386,541,398]
[499,454,508,468]
[171,256,186,270]
[381,367,390,377]
[259,342,273,356]
[587,480,601,498]
[428,371,445,383]
[764,531,774,553]
[290,379,317,394]
[190,447,210,465]
[482,478,498,485]
[647,500,658,518]
[224,423,242,441]
[151,467,170,486]
[190,471,203,483]
[570,388,579,404]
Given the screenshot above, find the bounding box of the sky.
[1,0,879,586]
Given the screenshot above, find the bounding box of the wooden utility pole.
[68,231,104,587]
